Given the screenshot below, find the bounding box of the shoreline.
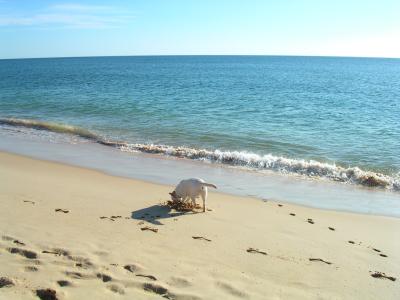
[1,148,399,220]
[1,132,400,218]
[1,151,399,299]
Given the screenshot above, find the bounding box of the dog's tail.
[201,182,217,189]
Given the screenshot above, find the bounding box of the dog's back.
[175,178,205,198]
[171,178,217,212]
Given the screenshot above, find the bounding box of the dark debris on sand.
[165,200,201,212]
[136,274,157,281]
[13,239,26,246]
[141,226,158,233]
[370,271,396,281]
[309,258,332,265]
[192,236,212,242]
[23,200,35,205]
[247,248,267,255]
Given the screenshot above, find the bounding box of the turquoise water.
[1,56,399,190]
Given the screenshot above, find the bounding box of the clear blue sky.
[1,0,399,59]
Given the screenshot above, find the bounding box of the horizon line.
[1,54,400,61]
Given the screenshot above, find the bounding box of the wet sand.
[0,151,399,299]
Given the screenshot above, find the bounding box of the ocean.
[1,55,400,215]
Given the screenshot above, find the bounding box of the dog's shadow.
[131,203,195,225]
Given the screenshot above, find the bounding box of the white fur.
[170,178,217,212]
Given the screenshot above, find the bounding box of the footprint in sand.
[36,288,58,300]
[97,273,112,282]
[42,248,93,268]
[328,227,335,231]
[307,218,314,224]
[290,213,296,216]
[348,241,355,244]
[28,259,42,266]
[216,281,248,298]
[24,266,39,272]
[169,277,191,288]
[57,280,72,287]
[93,250,109,257]
[142,282,170,298]
[42,249,68,256]
[69,256,93,269]
[108,284,125,294]
[0,277,15,288]
[65,271,93,280]
[379,254,388,257]
[124,263,143,273]
[7,247,38,259]
[55,208,69,214]
[141,278,198,300]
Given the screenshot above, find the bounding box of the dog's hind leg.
[201,188,207,212]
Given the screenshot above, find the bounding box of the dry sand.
[0,151,399,299]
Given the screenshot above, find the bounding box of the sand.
[0,151,399,299]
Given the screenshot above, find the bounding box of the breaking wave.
[1,117,399,191]
[0,118,99,141]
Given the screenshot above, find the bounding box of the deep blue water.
[0,56,399,189]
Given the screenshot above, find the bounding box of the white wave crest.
[119,143,400,191]
[2,117,398,191]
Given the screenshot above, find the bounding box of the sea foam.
[1,118,399,191]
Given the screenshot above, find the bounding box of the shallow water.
[1,130,399,218]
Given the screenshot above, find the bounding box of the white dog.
[169,178,217,212]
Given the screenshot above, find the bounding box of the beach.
[2,1,400,299]
[1,151,399,299]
